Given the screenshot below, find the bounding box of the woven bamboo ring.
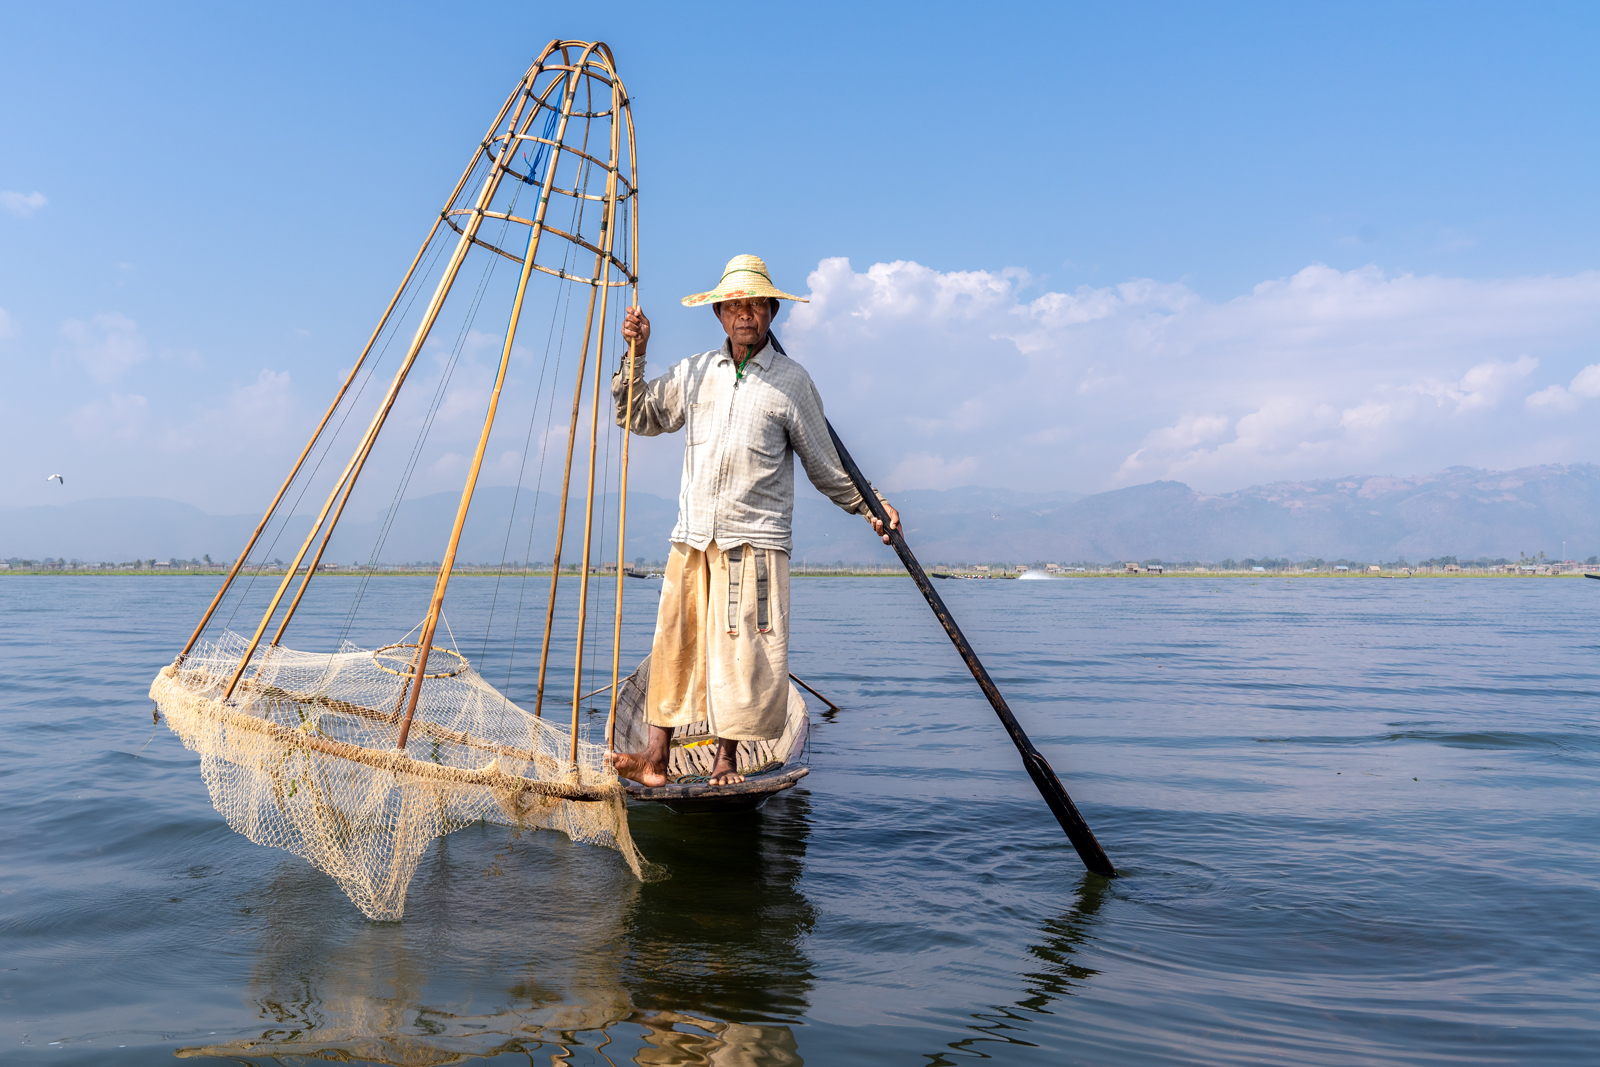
[371,643,469,679]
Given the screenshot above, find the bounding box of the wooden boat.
[609,655,810,814]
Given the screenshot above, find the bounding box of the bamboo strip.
[439,212,632,279]
[568,87,625,763]
[219,65,556,700]
[530,65,616,87]
[177,182,469,663]
[455,178,621,204]
[452,211,630,267]
[529,263,634,287]
[607,73,641,751]
[532,58,612,720]
[395,46,598,750]
[268,432,371,645]
[606,83,638,752]
[531,282,601,721]
[220,675,564,773]
[237,51,576,659]
[160,670,612,800]
[505,135,631,186]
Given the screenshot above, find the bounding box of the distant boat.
[1586,573,1599,581]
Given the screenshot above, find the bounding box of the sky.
[3,1,1599,515]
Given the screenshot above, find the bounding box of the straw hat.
[680,254,809,308]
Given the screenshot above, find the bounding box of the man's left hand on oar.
[869,502,901,544]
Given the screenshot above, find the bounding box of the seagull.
[47,474,64,485]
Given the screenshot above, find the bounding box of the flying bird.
[47,474,64,485]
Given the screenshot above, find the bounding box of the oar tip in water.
[824,419,1116,878]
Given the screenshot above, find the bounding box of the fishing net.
[150,631,653,921]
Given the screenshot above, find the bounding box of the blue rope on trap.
[520,106,561,185]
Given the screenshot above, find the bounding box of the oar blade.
[824,419,1116,877]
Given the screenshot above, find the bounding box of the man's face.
[716,298,776,349]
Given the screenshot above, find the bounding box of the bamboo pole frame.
[396,43,605,749]
[261,68,575,650]
[606,98,641,752]
[565,95,627,764]
[203,43,635,715]
[181,62,540,665]
[530,49,639,730]
[173,41,639,774]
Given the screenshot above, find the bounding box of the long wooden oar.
[826,421,1117,878]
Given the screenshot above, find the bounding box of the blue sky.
[3,1,1599,513]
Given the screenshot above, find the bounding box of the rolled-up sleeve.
[612,360,684,437]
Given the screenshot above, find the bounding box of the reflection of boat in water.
[177,789,816,1065]
[611,655,811,814]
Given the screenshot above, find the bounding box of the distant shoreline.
[1,569,1593,579]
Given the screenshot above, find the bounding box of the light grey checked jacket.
[611,337,880,554]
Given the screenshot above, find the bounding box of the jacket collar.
[718,336,777,371]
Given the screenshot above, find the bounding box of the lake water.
[3,575,1598,1065]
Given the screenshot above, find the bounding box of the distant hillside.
[873,463,1600,563]
[4,464,1597,564]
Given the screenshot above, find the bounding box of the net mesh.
[150,631,654,921]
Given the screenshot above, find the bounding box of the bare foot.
[608,749,667,788]
[708,739,745,786]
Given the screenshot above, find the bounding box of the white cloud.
[1,190,47,217]
[886,452,980,489]
[1435,355,1537,412]
[1526,360,1600,413]
[61,312,147,383]
[781,259,1600,493]
[69,393,149,443]
[16,258,1600,511]
[209,368,296,445]
[1115,414,1232,481]
[1524,384,1577,412]
[154,368,298,457]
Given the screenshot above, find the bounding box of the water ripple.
[2,576,1598,1064]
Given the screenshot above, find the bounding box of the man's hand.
[870,501,901,545]
[621,307,650,363]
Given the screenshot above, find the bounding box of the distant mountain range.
[881,464,1600,564]
[4,463,1598,565]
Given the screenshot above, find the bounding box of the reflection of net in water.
[153,632,650,921]
[171,808,808,1066]
[149,39,651,920]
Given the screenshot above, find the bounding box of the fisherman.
[608,254,901,787]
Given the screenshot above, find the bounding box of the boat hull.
[610,655,811,813]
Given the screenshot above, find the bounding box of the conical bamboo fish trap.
[149,40,657,921]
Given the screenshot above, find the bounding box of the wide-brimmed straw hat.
[680,254,809,308]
